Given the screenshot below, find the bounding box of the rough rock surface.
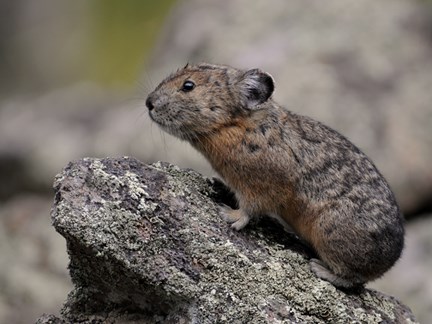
[37,157,417,323]
[148,0,432,214]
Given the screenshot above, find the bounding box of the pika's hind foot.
[310,258,363,289]
[219,204,250,230]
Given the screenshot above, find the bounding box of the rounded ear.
[239,69,275,109]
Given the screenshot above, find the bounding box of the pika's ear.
[239,69,275,109]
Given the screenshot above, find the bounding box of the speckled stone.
[39,157,417,323]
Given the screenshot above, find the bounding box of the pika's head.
[146,63,274,140]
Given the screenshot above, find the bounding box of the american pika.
[146,63,404,289]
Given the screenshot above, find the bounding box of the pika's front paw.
[218,204,250,231]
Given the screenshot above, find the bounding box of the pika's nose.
[146,96,154,111]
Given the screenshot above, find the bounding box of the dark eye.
[181,80,195,92]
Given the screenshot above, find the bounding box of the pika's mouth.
[148,112,172,133]
[148,111,182,137]
[147,101,199,141]
[147,104,169,125]
[148,110,160,124]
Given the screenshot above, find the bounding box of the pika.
[146,63,404,289]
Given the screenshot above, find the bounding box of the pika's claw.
[218,204,250,231]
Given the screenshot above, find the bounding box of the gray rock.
[35,314,65,324]
[147,0,432,214]
[39,157,417,323]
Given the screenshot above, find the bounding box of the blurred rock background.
[0,0,431,322]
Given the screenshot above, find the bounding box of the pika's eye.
[181,80,195,92]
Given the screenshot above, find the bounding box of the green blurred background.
[0,0,176,95]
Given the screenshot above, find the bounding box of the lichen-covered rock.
[38,157,417,323]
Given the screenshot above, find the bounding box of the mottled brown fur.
[146,63,405,289]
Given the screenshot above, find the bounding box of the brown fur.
[146,63,405,289]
